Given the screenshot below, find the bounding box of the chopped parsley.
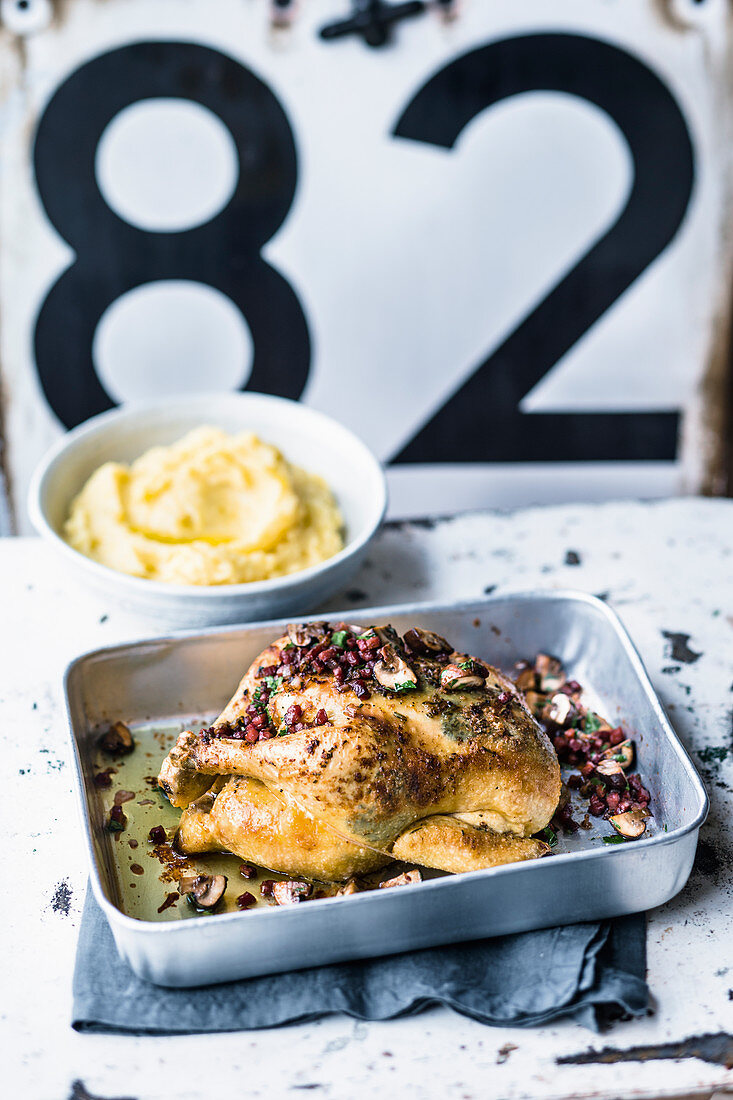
[602,835,628,844]
[264,676,283,693]
[331,630,348,648]
[583,712,603,734]
[540,826,558,848]
[458,660,474,671]
[392,681,418,693]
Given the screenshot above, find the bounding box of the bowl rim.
[27,392,387,600]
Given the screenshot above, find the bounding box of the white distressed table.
[5,499,733,1100]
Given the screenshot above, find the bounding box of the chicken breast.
[159,622,561,881]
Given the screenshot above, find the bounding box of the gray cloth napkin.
[72,888,648,1033]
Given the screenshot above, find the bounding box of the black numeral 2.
[33,42,310,429]
[391,33,694,463]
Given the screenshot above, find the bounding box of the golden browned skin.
[159,624,561,881]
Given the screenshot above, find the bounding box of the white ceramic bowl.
[28,393,387,627]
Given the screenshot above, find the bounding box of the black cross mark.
[320,0,425,48]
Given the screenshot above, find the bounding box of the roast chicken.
[158,622,561,882]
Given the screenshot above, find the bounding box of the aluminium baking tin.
[64,592,708,987]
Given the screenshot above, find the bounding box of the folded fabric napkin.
[72,887,648,1034]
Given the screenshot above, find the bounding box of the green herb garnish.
[331,631,348,648]
[264,676,283,693]
[584,713,603,734]
[602,835,628,844]
[458,660,474,671]
[392,681,418,693]
[541,826,558,848]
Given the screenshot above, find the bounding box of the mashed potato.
[63,427,344,585]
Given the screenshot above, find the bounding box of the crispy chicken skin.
[159,623,561,881]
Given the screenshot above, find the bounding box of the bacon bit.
[239,863,255,879]
[272,880,312,905]
[236,892,256,910]
[93,768,115,788]
[113,789,136,806]
[315,708,328,726]
[148,825,167,844]
[106,804,126,831]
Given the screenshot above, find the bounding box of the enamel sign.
[0,0,730,527]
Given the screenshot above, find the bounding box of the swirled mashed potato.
[63,427,344,585]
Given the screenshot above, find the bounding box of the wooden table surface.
[4,499,733,1100]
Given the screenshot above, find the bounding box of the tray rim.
[63,589,710,936]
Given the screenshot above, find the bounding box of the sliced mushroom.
[373,645,418,692]
[594,760,627,791]
[543,692,574,727]
[336,878,362,896]
[514,665,537,692]
[379,869,423,888]
[286,622,328,647]
[403,627,451,655]
[179,873,227,910]
[534,653,566,694]
[609,809,647,840]
[99,721,135,755]
[595,759,626,780]
[272,880,312,905]
[602,740,635,769]
[440,664,485,691]
[523,691,546,717]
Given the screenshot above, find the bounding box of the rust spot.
[69,1081,137,1100]
[558,1032,733,1069]
[662,631,702,664]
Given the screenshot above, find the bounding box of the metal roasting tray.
[64,592,708,987]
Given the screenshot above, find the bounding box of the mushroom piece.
[594,760,627,792]
[440,664,485,692]
[602,740,635,769]
[99,721,135,756]
[403,627,451,655]
[514,664,537,693]
[523,691,546,717]
[373,645,418,692]
[179,873,228,910]
[286,621,328,647]
[336,878,362,896]
[543,692,574,727]
[272,880,312,905]
[534,654,566,694]
[379,869,423,888]
[609,809,647,840]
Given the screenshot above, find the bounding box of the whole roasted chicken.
[159,622,561,881]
